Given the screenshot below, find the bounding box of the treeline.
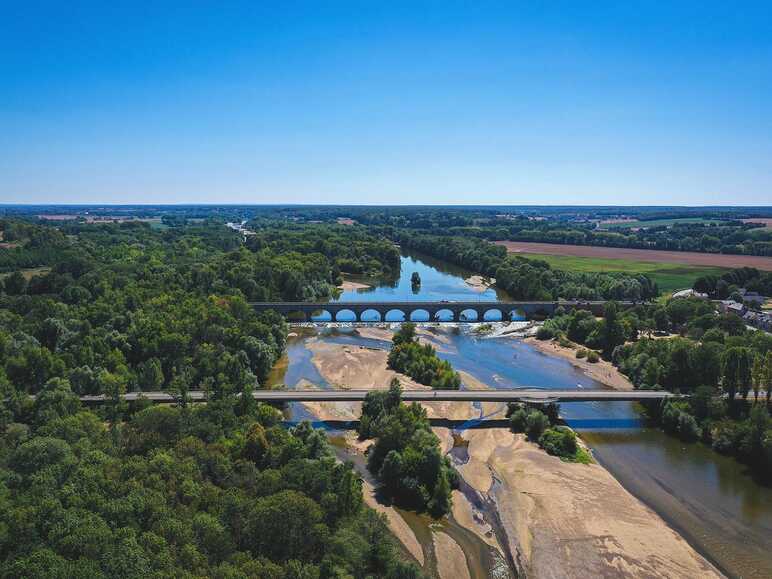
[0,381,421,577]
[387,324,461,390]
[359,380,456,517]
[537,297,772,479]
[397,233,658,301]
[693,267,772,299]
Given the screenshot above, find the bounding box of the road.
[76,389,675,404]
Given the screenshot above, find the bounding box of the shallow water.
[270,252,772,579]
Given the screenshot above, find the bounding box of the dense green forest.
[358,380,456,517]
[386,324,461,390]
[0,219,423,578]
[537,299,772,479]
[243,223,401,282]
[396,233,659,301]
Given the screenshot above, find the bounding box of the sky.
[1,1,771,206]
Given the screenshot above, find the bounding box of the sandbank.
[526,337,634,390]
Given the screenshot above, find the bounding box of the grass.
[565,447,594,464]
[521,253,729,294]
[0,267,52,281]
[602,217,724,229]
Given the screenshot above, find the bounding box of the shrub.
[586,351,600,363]
[575,348,587,359]
[525,411,550,441]
[539,427,578,458]
[536,326,555,340]
[509,409,528,433]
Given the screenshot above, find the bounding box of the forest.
[0,218,423,578]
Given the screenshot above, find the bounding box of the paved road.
[78,389,675,404]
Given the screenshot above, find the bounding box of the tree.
[526,411,550,441]
[410,272,421,293]
[599,302,625,358]
[752,355,764,403]
[722,347,753,403]
[3,271,27,295]
[246,490,327,562]
[31,378,81,427]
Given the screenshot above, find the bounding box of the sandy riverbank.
[338,279,372,291]
[298,331,722,578]
[525,336,634,391]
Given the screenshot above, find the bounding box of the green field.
[521,253,729,294]
[602,217,724,229]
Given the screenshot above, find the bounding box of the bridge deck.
[77,389,673,404]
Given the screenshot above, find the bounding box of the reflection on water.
[273,251,772,579]
[316,251,508,322]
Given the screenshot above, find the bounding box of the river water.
[271,252,772,579]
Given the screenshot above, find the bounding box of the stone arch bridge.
[249,300,634,323]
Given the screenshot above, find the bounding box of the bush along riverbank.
[506,402,593,464]
[535,296,772,481]
[387,323,461,390]
[358,380,459,518]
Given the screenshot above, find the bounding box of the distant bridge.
[76,388,673,405]
[249,300,636,323]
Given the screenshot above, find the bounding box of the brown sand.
[338,279,372,291]
[496,240,772,271]
[487,437,721,578]
[434,531,472,579]
[301,332,722,578]
[526,337,634,390]
[307,340,427,391]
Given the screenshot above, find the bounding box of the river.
[270,252,772,578]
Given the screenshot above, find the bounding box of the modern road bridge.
[249,300,636,323]
[76,389,673,405]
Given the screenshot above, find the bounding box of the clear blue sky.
[2,2,771,205]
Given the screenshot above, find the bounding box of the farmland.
[512,253,727,294]
[492,240,772,293]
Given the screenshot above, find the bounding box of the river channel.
[269,252,772,579]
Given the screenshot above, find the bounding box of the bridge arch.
[459,308,479,322]
[309,308,333,322]
[434,308,454,322]
[285,310,308,322]
[409,308,431,322]
[359,308,382,322]
[483,308,503,322]
[334,309,357,322]
[384,309,407,322]
[508,308,527,321]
